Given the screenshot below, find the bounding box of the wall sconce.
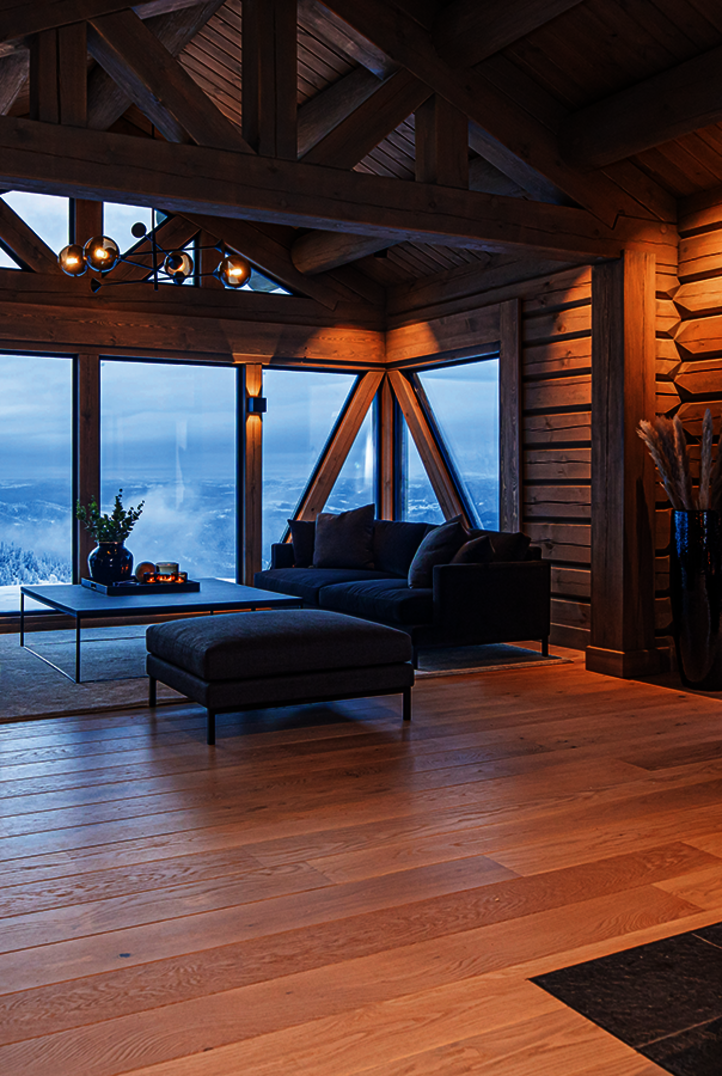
[246,396,267,414]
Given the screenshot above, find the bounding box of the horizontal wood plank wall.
[520,266,592,650]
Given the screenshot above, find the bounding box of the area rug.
[0,626,184,722]
[415,643,571,678]
[0,629,571,723]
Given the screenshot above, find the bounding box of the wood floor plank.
[0,658,720,1075]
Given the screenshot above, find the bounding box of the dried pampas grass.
[637,409,721,512]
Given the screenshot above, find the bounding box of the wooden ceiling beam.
[562,43,722,170]
[434,0,586,69]
[302,68,430,168]
[292,231,389,274]
[87,0,224,131]
[297,66,381,158]
[0,115,671,259]
[0,194,61,272]
[0,48,28,114]
[297,0,395,79]
[0,0,210,43]
[318,0,674,226]
[242,0,297,160]
[87,8,252,151]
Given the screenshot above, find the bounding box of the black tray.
[81,578,201,595]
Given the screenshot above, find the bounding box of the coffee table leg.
[403,686,412,722]
[207,710,216,746]
[149,676,157,707]
[75,617,81,683]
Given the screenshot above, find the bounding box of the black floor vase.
[670,510,722,690]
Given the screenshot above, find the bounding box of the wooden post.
[414,94,469,189]
[242,0,297,159]
[376,375,397,519]
[499,298,521,531]
[586,250,660,678]
[74,353,101,583]
[31,24,87,126]
[241,363,264,584]
[72,199,103,246]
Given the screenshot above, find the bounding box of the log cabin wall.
[654,188,722,650]
[520,266,592,650]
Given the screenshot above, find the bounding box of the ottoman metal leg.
[207,710,216,746]
[403,686,411,722]
[149,676,157,707]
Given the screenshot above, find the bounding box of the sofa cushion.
[314,503,375,570]
[147,608,413,681]
[373,520,429,577]
[254,567,396,606]
[407,518,468,588]
[319,577,434,626]
[287,519,315,567]
[478,529,532,561]
[451,534,494,564]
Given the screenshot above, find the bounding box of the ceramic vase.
[669,509,722,690]
[88,541,134,586]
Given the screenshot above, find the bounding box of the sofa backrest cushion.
[287,518,316,567]
[407,517,468,587]
[479,529,532,561]
[450,534,494,564]
[373,520,429,577]
[314,503,375,570]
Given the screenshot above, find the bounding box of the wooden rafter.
[387,369,467,522]
[414,94,468,189]
[297,66,381,158]
[293,371,383,521]
[0,48,27,114]
[0,117,675,260]
[292,231,389,275]
[87,8,252,151]
[87,0,225,131]
[433,0,586,69]
[318,0,674,226]
[0,0,209,42]
[297,0,394,80]
[562,43,722,170]
[301,69,429,168]
[0,194,60,272]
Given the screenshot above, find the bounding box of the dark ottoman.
[146,608,414,744]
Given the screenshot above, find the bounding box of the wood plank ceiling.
[1,0,722,293]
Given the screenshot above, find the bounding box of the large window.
[401,433,444,524]
[0,354,72,611]
[262,370,355,562]
[418,359,499,529]
[101,360,237,579]
[324,409,374,514]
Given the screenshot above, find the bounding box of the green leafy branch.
[76,489,144,542]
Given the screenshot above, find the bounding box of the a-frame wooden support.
[386,370,470,524]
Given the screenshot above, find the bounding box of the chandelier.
[58,212,251,292]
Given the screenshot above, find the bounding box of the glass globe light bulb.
[58,243,87,277]
[84,235,120,273]
[163,250,194,284]
[216,254,251,289]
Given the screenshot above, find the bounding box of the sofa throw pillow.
[314,503,375,570]
[373,520,429,577]
[451,534,494,564]
[287,518,316,567]
[407,518,468,588]
[484,530,531,561]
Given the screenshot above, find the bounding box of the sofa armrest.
[432,560,551,643]
[271,542,295,569]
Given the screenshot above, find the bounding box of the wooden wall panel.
[520,266,592,649]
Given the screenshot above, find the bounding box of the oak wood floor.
[2,652,722,1075]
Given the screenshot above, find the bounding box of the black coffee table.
[20,579,303,683]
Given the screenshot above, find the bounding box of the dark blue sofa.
[254,518,551,663]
